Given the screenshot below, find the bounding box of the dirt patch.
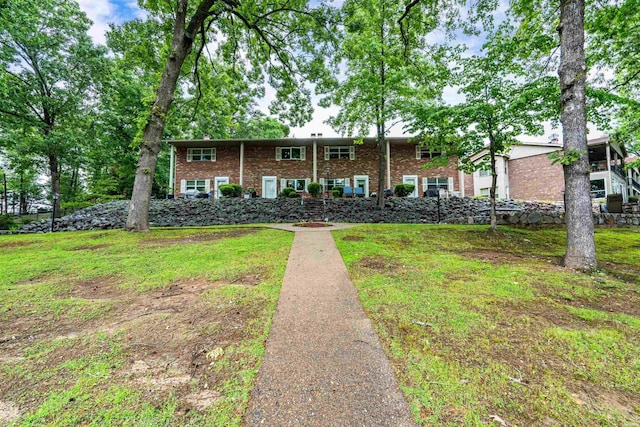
[71,276,125,300]
[293,222,333,228]
[0,401,21,424]
[68,243,111,251]
[139,229,258,247]
[356,256,402,272]
[462,250,564,269]
[341,235,364,242]
[1,241,40,249]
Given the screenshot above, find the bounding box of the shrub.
[307,182,322,198]
[394,184,415,197]
[219,184,242,198]
[280,187,300,198]
[629,196,638,203]
[332,186,344,198]
[245,187,257,198]
[0,214,17,230]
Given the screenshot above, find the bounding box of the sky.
[77,1,600,142]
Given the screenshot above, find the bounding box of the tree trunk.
[377,132,386,208]
[19,172,27,215]
[2,171,7,215]
[125,0,200,231]
[558,0,596,269]
[48,154,61,218]
[489,137,498,232]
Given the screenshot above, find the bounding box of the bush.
[245,187,257,198]
[332,186,344,198]
[394,184,416,197]
[629,196,638,203]
[219,184,243,198]
[0,214,17,230]
[307,182,322,198]
[280,187,300,198]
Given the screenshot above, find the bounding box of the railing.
[633,180,640,192]
[611,164,626,179]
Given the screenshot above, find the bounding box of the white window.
[276,146,306,161]
[479,169,491,177]
[180,179,211,194]
[426,177,450,190]
[187,148,215,162]
[283,179,308,192]
[324,146,355,160]
[416,146,442,160]
[480,187,490,197]
[325,178,346,190]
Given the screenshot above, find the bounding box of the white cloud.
[78,0,144,45]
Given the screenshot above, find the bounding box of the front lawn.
[334,225,640,426]
[0,227,293,426]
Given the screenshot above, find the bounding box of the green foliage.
[332,186,344,198]
[219,184,243,198]
[548,149,587,166]
[0,214,17,230]
[279,187,300,198]
[393,184,415,197]
[307,182,322,198]
[629,196,638,203]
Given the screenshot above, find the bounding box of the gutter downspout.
[458,158,465,197]
[606,141,612,195]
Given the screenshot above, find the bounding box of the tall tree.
[322,0,451,208]
[125,0,337,231]
[558,0,596,269]
[408,25,557,230]
[0,0,107,217]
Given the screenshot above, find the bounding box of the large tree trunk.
[558,0,596,269]
[48,154,61,218]
[125,0,207,231]
[489,138,498,232]
[377,132,386,208]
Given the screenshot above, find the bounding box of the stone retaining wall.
[17,197,640,233]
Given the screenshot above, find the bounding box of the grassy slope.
[0,227,293,426]
[334,225,640,426]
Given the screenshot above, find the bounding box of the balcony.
[611,164,626,179]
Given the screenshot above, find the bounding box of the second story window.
[276,146,306,161]
[324,146,355,160]
[187,148,216,162]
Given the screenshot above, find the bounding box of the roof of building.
[166,136,418,148]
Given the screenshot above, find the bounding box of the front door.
[403,175,419,198]
[262,176,277,199]
[214,176,229,199]
[354,175,369,197]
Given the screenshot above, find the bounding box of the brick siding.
[509,154,565,201]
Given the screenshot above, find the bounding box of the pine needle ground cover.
[334,225,639,426]
[0,227,293,426]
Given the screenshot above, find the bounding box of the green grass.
[0,226,293,426]
[334,225,640,426]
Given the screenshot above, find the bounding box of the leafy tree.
[125,0,337,231]
[321,0,451,208]
[408,25,557,230]
[0,0,108,217]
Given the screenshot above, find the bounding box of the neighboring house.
[167,136,463,199]
[167,135,640,202]
[462,137,640,202]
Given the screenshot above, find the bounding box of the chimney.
[317,133,323,138]
[203,135,210,140]
[311,133,316,138]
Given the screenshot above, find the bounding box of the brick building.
[167,135,640,202]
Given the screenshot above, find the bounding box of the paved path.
[245,227,416,426]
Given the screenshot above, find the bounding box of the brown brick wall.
[463,172,474,197]
[509,154,564,201]
[174,142,461,196]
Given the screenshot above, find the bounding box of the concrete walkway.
[245,227,416,426]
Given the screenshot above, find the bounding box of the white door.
[354,175,369,197]
[262,176,277,199]
[403,175,419,198]
[214,176,229,199]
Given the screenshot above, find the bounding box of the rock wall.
[17,197,640,233]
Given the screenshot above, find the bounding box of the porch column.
[459,167,465,197]
[386,140,391,189]
[313,141,317,182]
[239,142,244,186]
[606,141,612,194]
[169,145,175,196]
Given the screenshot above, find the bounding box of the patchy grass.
[334,225,640,426]
[0,227,293,426]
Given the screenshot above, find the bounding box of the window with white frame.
[186,180,208,192]
[479,169,491,177]
[325,178,346,190]
[277,146,305,160]
[284,179,307,191]
[479,187,490,197]
[426,177,449,190]
[187,148,215,162]
[325,146,355,160]
[416,146,442,160]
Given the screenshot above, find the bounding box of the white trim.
[324,145,330,160]
[214,176,229,199]
[403,175,419,198]
[275,147,282,161]
[239,142,244,186]
[353,175,369,198]
[349,145,356,160]
[187,147,216,162]
[447,177,454,191]
[345,178,351,187]
[169,146,175,195]
[204,179,211,193]
[300,146,306,161]
[313,141,317,182]
[280,179,287,190]
[180,179,186,194]
[262,176,277,199]
[416,145,421,160]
